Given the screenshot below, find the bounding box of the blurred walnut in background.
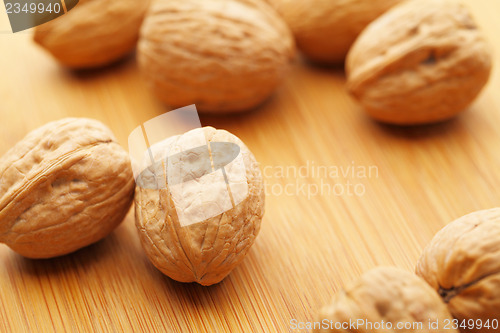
[34,0,150,68]
[346,0,492,125]
[266,0,403,64]
[138,0,295,113]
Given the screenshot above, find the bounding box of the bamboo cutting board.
[1,1,500,331]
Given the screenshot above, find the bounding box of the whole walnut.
[0,118,135,258]
[315,267,458,333]
[266,0,402,64]
[134,127,265,286]
[417,208,500,332]
[137,0,294,113]
[34,0,150,68]
[346,0,492,125]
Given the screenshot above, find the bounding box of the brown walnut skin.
[417,208,500,333]
[266,0,403,64]
[135,127,265,286]
[0,118,135,258]
[346,0,492,125]
[137,0,295,113]
[315,267,458,333]
[34,0,150,68]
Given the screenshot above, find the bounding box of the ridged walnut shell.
[315,267,457,333]
[135,127,265,286]
[34,0,150,68]
[346,0,492,125]
[266,0,402,64]
[137,0,295,113]
[417,208,500,332]
[0,118,135,258]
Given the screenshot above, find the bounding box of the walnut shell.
[346,0,492,125]
[315,267,457,333]
[134,127,265,286]
[33,0,150,68]
[416,208,500,332]
[266,0,402,64]
[137,0,294,113]
[0,118,134,258]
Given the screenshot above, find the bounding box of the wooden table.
[1,1,499,331]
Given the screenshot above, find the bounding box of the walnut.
[134,127,265,285]
[315,267,457,332]
[346,0,492,125]
[417,208,500,332]
[0,118,134,258]
[266,0,402,63]
[137,0,294,113]
[33,0,150,68]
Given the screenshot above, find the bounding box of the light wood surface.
[1,1,500,332]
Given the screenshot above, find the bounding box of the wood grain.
[1,0,500,332]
